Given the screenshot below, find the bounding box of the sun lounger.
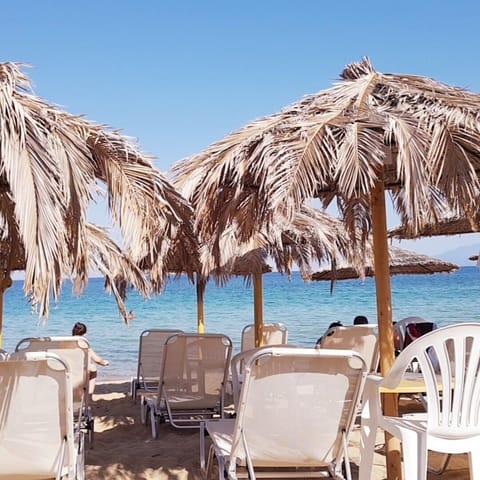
[131,328,183,401]
[0,350,84,479]
[142,332,232,438]
[360,323,480,480]
[394,316,437,351]
[240,322,288,351]
[201,346,367,479]
[319,324,379,372]
[15,336,94,446]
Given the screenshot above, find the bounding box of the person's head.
[72,322,87,336]
[328,321,343,330]
[353,315,368,325]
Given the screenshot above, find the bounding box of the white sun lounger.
[131,328,183,401]
[319,324,379,372]
[142,332,232,438]
[15,336,94,446]
[201,346,367,480]
[240,322,288,351]
[0,350,85,479]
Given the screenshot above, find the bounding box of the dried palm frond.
[173,57,480,248]
[0,62,196,320]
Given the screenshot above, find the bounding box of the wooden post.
[253,272,264,347]
[371,181,402,480]
[0,270,12,348]
[196,273,205,334]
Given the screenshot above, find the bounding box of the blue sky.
[2,0,480,260]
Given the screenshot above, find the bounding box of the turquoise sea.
[3,267,480,380]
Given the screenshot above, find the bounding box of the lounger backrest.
[320,325,379,371]
[386,323,480,435]
[394,316,437,351]
[136,329,183,381]
[241,322,288,351]
[230,347,366,471]
[15,336,89,410]
[160,333,232,410]
[0,351,75,479]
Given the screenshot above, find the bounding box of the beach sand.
[86,380,471,480]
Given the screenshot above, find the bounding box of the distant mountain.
[436,243,480,266]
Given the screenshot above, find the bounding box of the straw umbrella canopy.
[389,215,480,239]
[172,58,480,479]
[0,62,196,343]
[311,245,459,281]
[164,204,356,337]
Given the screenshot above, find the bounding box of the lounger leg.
[140,397,147,424]
[131,379,137,401]
[200,422,206,473]
[150,405,158,439]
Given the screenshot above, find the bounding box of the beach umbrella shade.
[311,245,459,281]
[389,215,480,239]
[172,57,480,479]
[0,62,196,344]
[165,204,355,338]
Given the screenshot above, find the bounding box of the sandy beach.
[86,380,471,480]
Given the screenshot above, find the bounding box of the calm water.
[3,267,479,379]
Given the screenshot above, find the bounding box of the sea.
[2,267,479,380]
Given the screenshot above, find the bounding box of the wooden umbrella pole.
[371,181,401,480]
[0,270,12,348]
[253,272,264,347]
[196,273,205,334]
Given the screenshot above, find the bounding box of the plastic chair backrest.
[229,347,367,473]
[0,351,75,479]
[386,323,480,435]
[320,325,379,371]
[241,322,288,351]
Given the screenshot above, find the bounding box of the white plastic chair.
[141,333,232,438]
[0,351,84,479]
[201,346,367,480]
[359,323,480,480]
[319,324,379,372]
[131,328,183,401]
[240,322,288,351]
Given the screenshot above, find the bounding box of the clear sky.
[2,0,480,259]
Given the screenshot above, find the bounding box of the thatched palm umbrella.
[204,205,356,342]
[0,62,195,344]
[311,245,459,281]
[165,204,355,339]
[389,215,480,239]
[173,58,480,479]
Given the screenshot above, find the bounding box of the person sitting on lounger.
[72,322,109,396]
[315,321,343,348]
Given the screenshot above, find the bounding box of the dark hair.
[328,321,343,330]
[353,315,368,325]
[72,322,87,336]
